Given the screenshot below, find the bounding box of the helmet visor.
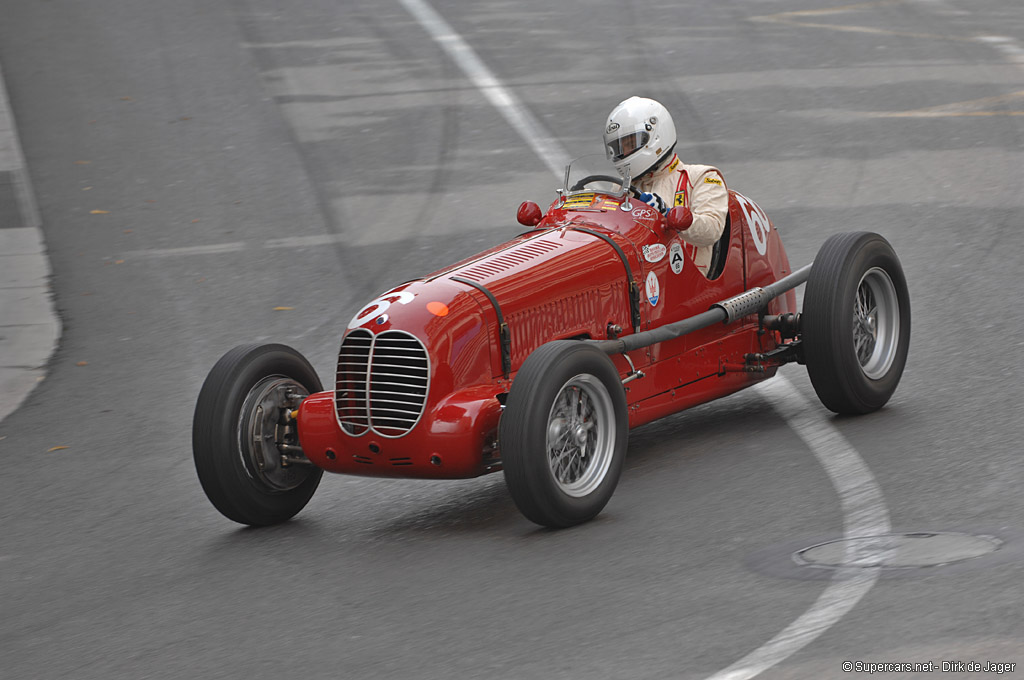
[606,131,649,162]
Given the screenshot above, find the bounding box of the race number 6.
[348,290,415,328]
[735,193,771,256]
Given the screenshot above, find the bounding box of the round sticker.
[735,193,771,256]
[642,243,667,263]
[348,290,415,328]
[669,241,684,274]
[645,271,660,307]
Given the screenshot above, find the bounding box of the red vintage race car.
[193,159,910,528]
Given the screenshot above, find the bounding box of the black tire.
[193,344,324,526]
[803,232,911,414]
[501,341,628,528]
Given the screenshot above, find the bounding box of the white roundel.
[735,193,771,256]
[348,300,390,328]
[348,290,415,328]
[645,271,660,306]
[669,241,684,274]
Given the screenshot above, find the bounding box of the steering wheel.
[569,174,642,199]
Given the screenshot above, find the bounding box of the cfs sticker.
[735,193,772,256]
[645,271,660,307]
[348,290,414,328]
[642,243,667,263]
[669,241,685,274]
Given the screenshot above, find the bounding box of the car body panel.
[296,189,796,479]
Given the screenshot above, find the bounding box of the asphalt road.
[2,0,1023,678]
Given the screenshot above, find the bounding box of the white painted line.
[241,37,377,49]
[396,3,893,677]
[707,375,891,680]
[264,234,345,248]
[396,0,571,179]
[122,242,247,258]
[120,235,346,258]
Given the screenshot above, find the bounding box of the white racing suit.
[635,154,728,276]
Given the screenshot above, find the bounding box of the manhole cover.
[795,532,1001,569]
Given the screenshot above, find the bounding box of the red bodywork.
[297,191,797,479]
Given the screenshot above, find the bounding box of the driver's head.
[603,97,677,178]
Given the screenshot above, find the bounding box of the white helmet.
[603,97,677,178]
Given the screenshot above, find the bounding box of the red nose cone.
[517,201,543,227]
[667,206,693,231]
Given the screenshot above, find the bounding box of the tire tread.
[802,232,910,414]
[192,344,323,526]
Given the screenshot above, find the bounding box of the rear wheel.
[501,341,628,528]
[193,344,323,526]
[802,232,911,414]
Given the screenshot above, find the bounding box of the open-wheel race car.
[193,158,911,528]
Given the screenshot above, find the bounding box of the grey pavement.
[0,61,58,422]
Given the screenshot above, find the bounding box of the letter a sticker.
[669,241,684,274]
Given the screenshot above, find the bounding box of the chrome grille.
[336,330,372,435]
[335,330,429,437]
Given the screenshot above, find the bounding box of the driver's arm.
[682,171,728,247]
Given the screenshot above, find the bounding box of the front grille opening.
[334,330,430,438]
[336,330,373,435]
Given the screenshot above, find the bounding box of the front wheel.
[193,344,324,526]
[500,341,628,528]
[802,232,911,414]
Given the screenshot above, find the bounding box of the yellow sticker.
[667,158,680,172]
[673,192,687,207]
[703,176,723,185]
[563,193,596,208]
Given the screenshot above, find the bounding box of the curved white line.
[706,375,892,680]
[397,0,571,179]
[397,3,893,675]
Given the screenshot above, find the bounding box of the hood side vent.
[455,239,562,282]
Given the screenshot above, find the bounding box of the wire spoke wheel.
[545,376,615,497]
[501,341,628,528]
[803,232,911,414]
[852,267,900,380]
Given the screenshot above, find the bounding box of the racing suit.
[636,154,728,276]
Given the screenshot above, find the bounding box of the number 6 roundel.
[734,193,771,256]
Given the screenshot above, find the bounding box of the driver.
[604,96,728,277]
